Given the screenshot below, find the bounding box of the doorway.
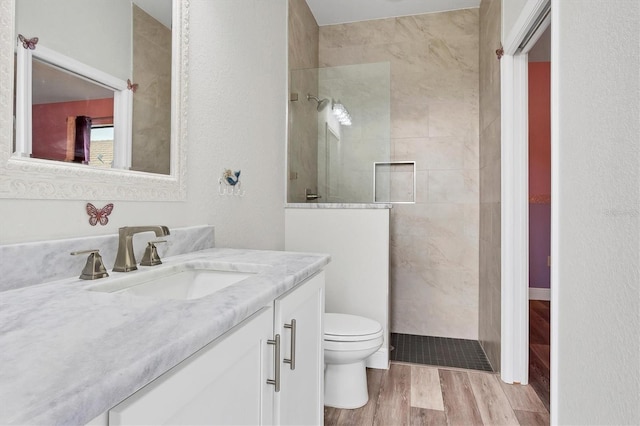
[527,26,551,410]
[499,0,551,396]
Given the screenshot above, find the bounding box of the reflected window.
[89,125,114,168]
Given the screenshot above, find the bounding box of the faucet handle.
[70,249,109,280]
[140,240,167,267]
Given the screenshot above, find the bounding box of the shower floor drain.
[390,333,493,372]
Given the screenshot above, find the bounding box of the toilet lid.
[324,313,383,342]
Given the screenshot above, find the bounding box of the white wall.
[552,1,640,424]
[187,0,287,250]
[0,0,287,250]
[285,207,390,369]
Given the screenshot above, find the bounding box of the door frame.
[500,0,550,386]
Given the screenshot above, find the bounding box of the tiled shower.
[289,0,500,369]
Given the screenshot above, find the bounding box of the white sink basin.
[86,262,258,300]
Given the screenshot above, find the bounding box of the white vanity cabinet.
[275,271,324,425]
[101,272,325,426]
[109,306,275,425]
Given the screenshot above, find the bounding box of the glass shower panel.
[288,63,390,203]
[288,67,319,203]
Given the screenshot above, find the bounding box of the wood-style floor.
[325,302,551,425]
[324,364,549,425]
[529,300,550,412]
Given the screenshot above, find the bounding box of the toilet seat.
[324,313,383,342]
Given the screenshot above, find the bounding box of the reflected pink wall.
[31,98,113,161]
[528,62,551,289]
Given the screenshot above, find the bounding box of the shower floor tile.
[390,333,493,372]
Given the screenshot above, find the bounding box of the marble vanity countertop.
[285,202,392,209]
[0,248,330,425]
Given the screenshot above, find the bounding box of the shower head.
[307,94,331,111]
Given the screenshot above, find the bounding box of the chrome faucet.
[113,226,170,272]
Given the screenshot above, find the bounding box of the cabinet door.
[109,307,274,425]
[274,272,325,425]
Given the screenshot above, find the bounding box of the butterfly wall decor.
[127,79,138,93]
[18,34,38,50]
[86,203,114,226]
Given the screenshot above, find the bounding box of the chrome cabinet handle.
[283,319,296,370]
[267,334,281,392]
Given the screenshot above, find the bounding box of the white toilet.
[324,313,384,409]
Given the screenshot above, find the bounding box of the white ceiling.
[32,59,113,105]
[133,0,172,29]
[305,0,481,26]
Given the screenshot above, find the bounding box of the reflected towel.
[65,116,76,162]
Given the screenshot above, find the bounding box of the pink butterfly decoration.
[18,34,38,50]
[127,79,139,93]
[86,203,114,226]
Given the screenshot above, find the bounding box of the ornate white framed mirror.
[0,0,188,201]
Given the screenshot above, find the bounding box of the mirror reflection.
[15,0,172,175]
[130,1,172,175]
[31,59,115,166]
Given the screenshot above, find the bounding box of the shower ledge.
[285,203,392,209]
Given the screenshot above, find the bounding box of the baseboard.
[366,347,389,370]
[529,287,551,301]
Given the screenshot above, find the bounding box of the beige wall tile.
[319,19,396,49]
[464,132,481,170]
[464,202,480,241]
[479,115,501,168]
[389,171,416,203]
[381,42,431,75]
[393,14,432,42]
[427,169,479,203]
[428,37,478,76]
[131,5,171,175]
[393,137,466,171]
[393,203,460,238]
[288,0,319,202]
[390,262,479,337]
[391,72,432,106]
[428,100,479,138]
[478,0,502,371]
[426,235,478,270]
[422,8,480,40]
[289,0,318,69]
[318,46,365,67]
[480,154,501,203]
[391,102,430,139]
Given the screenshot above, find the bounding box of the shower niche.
[374,161,416,204]
[288,63,391,203]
